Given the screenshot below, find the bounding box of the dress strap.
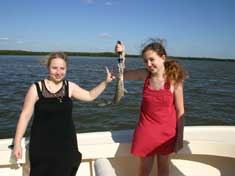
[164,80,171,90]
[143,73,151,88]
[64,80,69,97]
[34,81,43,98]
[41,80,47,93]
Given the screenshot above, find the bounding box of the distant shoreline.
[0,50,234,62]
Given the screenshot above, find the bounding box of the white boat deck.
[1,126,235,176]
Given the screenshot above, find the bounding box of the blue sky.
[0,0,234,59]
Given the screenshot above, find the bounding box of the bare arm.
[70,81,108,101]
[115,41,148,81]
[174,82,185,152]
[70,67,114,101]
[174,82,185,119]
[13,84,38,159]
[124,68,148,81]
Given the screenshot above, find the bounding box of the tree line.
[0,50,233,61]
[0,50,138,57]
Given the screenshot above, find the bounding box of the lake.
[0,55,235,139]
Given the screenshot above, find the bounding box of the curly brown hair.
[141,39,187,85]
[164,60,187,85]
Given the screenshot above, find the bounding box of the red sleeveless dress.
[131,75,177,156]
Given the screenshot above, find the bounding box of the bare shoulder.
[174,82,183,90]
[68,81,79,88]
[173,82,184,95]
[28,83,38,93]
[25,83,39,101]
[33,80,45,91]
[67,81,81,96]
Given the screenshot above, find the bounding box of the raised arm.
[115,41,148,81]
[124,68,148,81]
[13,84,38,159]
[70,67,114,101]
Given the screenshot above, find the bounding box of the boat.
[0,126,235,176]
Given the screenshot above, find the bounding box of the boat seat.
[94,158,117,176]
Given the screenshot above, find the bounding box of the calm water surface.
[0,55,235,139]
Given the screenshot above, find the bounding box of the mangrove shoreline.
[0,50,234,62]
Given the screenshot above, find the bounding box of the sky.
[0,0,234,59]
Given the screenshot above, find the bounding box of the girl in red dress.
[115,39,187,176]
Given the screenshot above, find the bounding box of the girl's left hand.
[174,118,184,153]
[105,66,115,83]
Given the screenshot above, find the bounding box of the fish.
[96,56,125,107]
[96,44,126,107]
[113,56,125,104]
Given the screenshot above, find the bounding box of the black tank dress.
[29,80,82,176]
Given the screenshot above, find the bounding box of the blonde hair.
[47,52,68,68]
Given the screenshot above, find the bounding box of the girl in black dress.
[13,52,114,176]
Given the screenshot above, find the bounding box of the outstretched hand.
[105,66,115,84]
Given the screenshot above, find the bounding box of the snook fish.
[96,54,125,107]
[96,40,126,107]
[113,56,125,104]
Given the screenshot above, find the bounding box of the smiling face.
[143,49,166,75]
[48,57,67,83]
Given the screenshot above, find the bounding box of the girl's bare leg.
[157,155,169,176]
[138,155,154,176]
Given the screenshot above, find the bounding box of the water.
[0,55,235,139]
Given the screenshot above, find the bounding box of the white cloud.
[99,33,112,39]
[0,37,36,45]
[0,37,9,41]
